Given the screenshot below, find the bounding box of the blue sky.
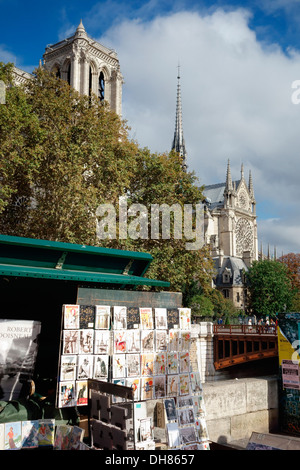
[1,0,300,254]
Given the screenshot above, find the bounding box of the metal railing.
[213,324,277,336]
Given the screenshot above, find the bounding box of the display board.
[56,302,210,450]
[277,313,300,436]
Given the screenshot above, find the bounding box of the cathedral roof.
[213,256,248,287]
[203,181,240,209]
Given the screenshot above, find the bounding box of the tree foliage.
[0,65,214,294]
[246,259,295,317]
[278,253,300,311]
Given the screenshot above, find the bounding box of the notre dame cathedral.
[13,21,258,310]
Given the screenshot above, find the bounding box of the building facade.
[13,21,123,116]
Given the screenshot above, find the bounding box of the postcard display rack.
[57,304,210,450]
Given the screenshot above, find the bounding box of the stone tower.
[43,20,123,116]
[171,66,187,171]
[203,160,258,309]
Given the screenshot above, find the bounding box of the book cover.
[140,307,153,329]
[179,373,190,395]
[79,329,94,354]
[77,355,93,379]
[167,352,178,375]
[178,395,193,408]
[139,417,152,441]
[63,304,80,329]
[94,330,110,354]
[54,425,73,450]
[21,420,39,449]
[114,330,127,354]
[4,421,22,450]
[126,353,140,377]
[37,419,55,447]
[60,354,77,381]
[69,426,85,450]
[76,380,88,406]
[179,308,191,331]
[113,306,127,329]
[166,422,180,448]
[93,354,109,379]
[127,307,140,329]
[155,352,166,375]
[141,330,154,352]
[141,353,154,376]
[168,329,180,351]
[167,374,179,396]
[141,377,154,400]
[126,377,140,401]
[58,381,76,408]
[180,331,191,351]
[178,408,195,426]
[112,354,126,378]
[154,308,167,329]
[167,308,179,329]
[154,376,166,398]
[95,305,111,329]
[179,426,198,446]
[63,329,79,355]
[0,424,4,450]
[126,329,140,353]
[79,305,95,329]
[179,352,190,373]
[192,395,206,416]
[155,330,167,351]
[190,371,202,393]
[195,417,209,442]
[164,398,177,421]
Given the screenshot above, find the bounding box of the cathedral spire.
[225,159,233,191]
[172,64,187,171]
[248,170,254,198]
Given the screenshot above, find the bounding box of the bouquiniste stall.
[0,235,209,450]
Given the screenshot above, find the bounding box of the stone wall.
[203,376,279,446]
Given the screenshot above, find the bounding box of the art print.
[114,330,127,354]
[126,353,140,377]
[63,305,80,329]
[113,306,127,329]
[154,308,167,329]
[167,375,179,396]
[126,329,140,353]
[168,329,179,351]
[93,355,109,379]
[154,376,166,398]
[63,330,79,354]
[141,330,154,352]
[60,355,77,381]
[140,307,153,329]
[94,330,110,354]
[95,305,111,329]
[77,355,93,379]
[156,330,167,351]
[141,353,154,376]
[179,308,191,330]
[79,329,94,354]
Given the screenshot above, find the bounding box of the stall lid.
[0,234,169,288]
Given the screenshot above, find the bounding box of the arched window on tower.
[52,65,61,79]
[99,71,105,102]
[89,66,92,97]
[67,63,71,85]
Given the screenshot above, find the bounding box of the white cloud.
[96,7,300,254]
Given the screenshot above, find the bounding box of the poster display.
[57,304,210,450]
[277,313,300,436]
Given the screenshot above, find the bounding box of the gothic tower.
[42,20,123,116]
[203,160,258,309]
[171,66,187,171]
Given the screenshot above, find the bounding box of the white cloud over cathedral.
[96,7,300,255]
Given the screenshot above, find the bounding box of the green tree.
[278,253,300,311]
[246,259,294,317]
[0,65,214,294]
